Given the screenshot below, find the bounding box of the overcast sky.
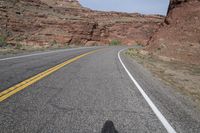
[79,0,170,16]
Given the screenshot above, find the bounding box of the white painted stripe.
[118,48,176,133]
[0,46,100,61]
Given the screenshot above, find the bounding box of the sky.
[79,0,170,16]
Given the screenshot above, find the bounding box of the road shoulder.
[120,49,200,133]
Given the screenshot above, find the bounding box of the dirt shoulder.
[125,47,200,106]
[0,43,79,56]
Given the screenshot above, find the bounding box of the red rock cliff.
[146,0,200,65]
[0,0,163,46]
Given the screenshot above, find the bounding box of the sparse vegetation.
[110,39,121,46]
[0,37,73,55]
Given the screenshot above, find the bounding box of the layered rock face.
[0,0,163,46]
[146,0,200,65]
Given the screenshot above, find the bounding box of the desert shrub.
[15,35,27,42]
[50,40,57,46]
[110,39,121,46]
[15,43,22,49]
[0,36,6,47]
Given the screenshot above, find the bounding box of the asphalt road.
[0,46,199,133]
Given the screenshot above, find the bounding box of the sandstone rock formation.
[0,0,163,46]
[146,0,200,65]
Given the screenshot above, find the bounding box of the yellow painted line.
[0,50,97,102]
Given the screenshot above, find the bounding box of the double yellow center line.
[0,50,97,102]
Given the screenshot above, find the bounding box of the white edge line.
[118,48,176,133]
[0,46,100,61]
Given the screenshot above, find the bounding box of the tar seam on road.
[118,48,177,133]
[0,50,97,102]
[0,46,99,62]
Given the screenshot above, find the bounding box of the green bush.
[0,36,6,47]
[110,39,121,46]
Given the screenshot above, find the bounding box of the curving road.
[0,46,199,133]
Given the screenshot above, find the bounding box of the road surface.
[0,46,199,133]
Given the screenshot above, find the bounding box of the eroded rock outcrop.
[0,0,163,46]
[146,0,200,65]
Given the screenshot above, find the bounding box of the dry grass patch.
[126,48,200,106]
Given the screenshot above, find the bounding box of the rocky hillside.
[145,0,200,65]
[40,0,83,8]
[0,0,163,46]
